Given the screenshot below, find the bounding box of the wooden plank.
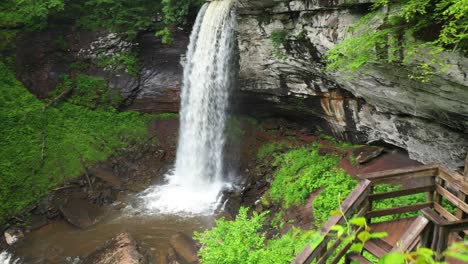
[438,165,468,195]
[370,218,417,246]
[435,184,468,214]
[346,253,373,264]
[369,185,435,201]
[364,239,391,258]
[391,216,429,252]
[422,208,448,225]
[330,242,352,264]
[433,202,458,221]
[358,164,438,180]
[366,202,432,218]
[456,192,467,219]
[443,219,468,232]
[422,204,468,235]
[364,170,435,185]
[464,153,468,180]
[292,180,372,264]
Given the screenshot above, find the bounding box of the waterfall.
[0,251,19,264]
[141,0,236,215]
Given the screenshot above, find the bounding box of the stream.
[9,193,216,263]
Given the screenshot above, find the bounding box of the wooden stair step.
[347,253,373,264]
[364,238,392,258]
[391,215,429,252]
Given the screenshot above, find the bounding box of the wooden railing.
[292,164,468,264]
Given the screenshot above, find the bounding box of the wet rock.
[236,0,468,167]
[4,228,24,245]
[28,214,49,231]
[169,232,199,264]
[59,198,103,229]
[91,166,123,189]
[355,146,384,164]
[162,247,180,264]
[82,232,149,264]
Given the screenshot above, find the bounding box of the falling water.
[141,0,236,215]
[0,251,20,264]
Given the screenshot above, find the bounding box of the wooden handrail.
[292,164,468,264]
[358,164,438,182]
[292,179,372,264]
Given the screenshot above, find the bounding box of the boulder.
[59,198,103,229]
[355,146,384,164]
[236,0,468,167]
[4,228,24,245]
[82,232,149,264]
[91,166,123,189]
[169,232,199,264]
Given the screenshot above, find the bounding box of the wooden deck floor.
[370,218,465,264]
[370,217,417,247]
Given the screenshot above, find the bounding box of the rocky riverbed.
[0,114,435,264]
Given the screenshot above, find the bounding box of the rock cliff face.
[13,1,467,167]
[236,0,468,167]
[14,30,187,113]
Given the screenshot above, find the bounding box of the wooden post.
[464,153,468,181]
[435,226,449,260]
[457,153,468,219]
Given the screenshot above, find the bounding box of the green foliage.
[0,0,204,48]
[313,169,357,225]
[329,213,468,263]
[156,0,204,43]
[51,74,123,110]
[225,116,246,139]
[271,30,288,59]
[256,142,287,160]
[97,52,139,77]
[372,184,426,222]
[194,207,321,264]
[76,0,162,40]
[268,148,357,225]
[325,29,393,72]
[55,35,69,51]
[318,133,362,150]
[154,113,179,119]
[271,211,285,229]
[378,242,468,263]
[0,0,64,48]
[324,0,468,81]
[0,62,147,223]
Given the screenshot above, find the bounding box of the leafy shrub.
[0,62,147,223]
[51,74,123,109]
[0,0,65,48]
[271,30,288,59]
[97,52,139,77]
[324,0,467,81]
[154,113,179,119]
[194,207,321,264]
[269,148,357,217]
[256,142,288,160]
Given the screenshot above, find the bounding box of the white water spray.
[0,251,19,264]
[141,0,236,215]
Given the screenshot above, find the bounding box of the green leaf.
[370,232,388,239]
[349,242,363,253]
[330,209,343,217]
[330,225,345,237]
[379,252,406,264]
[357,231,371,243]
[445,252,468,262]
[350,217,367,227]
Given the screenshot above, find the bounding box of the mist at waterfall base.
[0,251,20,264]
[139,0,236,216]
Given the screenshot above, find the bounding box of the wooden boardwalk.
[292,164,468,264]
